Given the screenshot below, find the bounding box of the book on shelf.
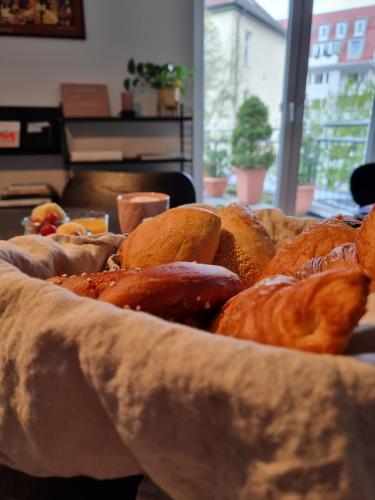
[138,152,187,161]
[1,183,51,197]
[69,150,123,162]
[0,197,52,208]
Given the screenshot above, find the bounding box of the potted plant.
[153,63,194,116]
[231,96,274,204]
[203,140,229,197]
[123,59,160,116]
[296,134,317,215]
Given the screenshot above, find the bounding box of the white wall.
[0,0,195,194]
[0,0,194,113]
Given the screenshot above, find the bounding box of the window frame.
[354,18,367,37]
[335,21,347,39]
[244,30,251,66]
[347,38,365,59]
[318,23,330,41]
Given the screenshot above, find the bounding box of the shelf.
[68,157,192,166]
[63,116,192,123]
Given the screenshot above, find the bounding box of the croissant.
[47,269,134,298]
[258,216,359,280]
[297,207,375,282]
[211,270,369,354]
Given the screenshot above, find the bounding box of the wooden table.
[0,207,121,240]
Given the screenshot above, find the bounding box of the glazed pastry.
[98,262,243,326]
[211,270,369,354]
[213,203,275,287]
[47,269,133,298]
[119,207,221,269]
[258,216,358,279]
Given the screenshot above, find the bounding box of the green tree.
[304,78,374,191]
[231,96,274,169]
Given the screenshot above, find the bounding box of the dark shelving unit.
[61,112,193,175]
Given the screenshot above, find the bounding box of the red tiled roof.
[280,5,375,63]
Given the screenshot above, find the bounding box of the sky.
[260,0,375,21]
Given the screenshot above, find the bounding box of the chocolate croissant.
[211,270,369,354]
[258,216,359,280]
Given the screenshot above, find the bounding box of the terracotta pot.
[235,167,267,205]
[295,184,316,215]
[158,87,180,116]
[203,177,228,197]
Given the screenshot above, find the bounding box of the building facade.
[205,0,286,136]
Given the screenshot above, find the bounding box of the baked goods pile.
[47,203,374,355]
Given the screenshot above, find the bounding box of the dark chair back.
[61,171,196,209]
[350,163,375,207]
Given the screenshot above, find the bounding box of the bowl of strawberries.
[21,203,88,237]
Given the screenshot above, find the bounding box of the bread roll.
[98,262,243,326]
[47,269,133,298]
[212,270,369,354]
[214,203,275,287]
[119,207,221,269]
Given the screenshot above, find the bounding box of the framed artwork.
[0,0,85,39]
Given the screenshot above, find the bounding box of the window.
[354,19,367,37]
[244,31,251,66]
[332,41,341,55]
[311,43,320,57]
[319,24,330,41]
[323,42,332,56]
[347,38,365,59]
[336,22,347,39]
[312,72,329,85]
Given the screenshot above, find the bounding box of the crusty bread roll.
[258,216,358,280]
[98,262,243,326]
[212,270,369,354]
[119,207,221,269]
[213,203,275,287]
[47,269,133,298]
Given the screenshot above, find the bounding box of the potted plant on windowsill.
[231,96,274,205]
[296,134,317,215]
[123,59,160,116]
[203,140,229,197]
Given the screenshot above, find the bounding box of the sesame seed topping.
[61,274,67,278]
[108,281,116,287]
[204,302,211,309]
[86,277,92,282]
[136,305,141,311]
[81,272,87,276]
[55,279,62,285]
[71,274,76,278]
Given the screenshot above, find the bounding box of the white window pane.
[347,38,364,59]
[319,24,330,41]
[354,19,367,36]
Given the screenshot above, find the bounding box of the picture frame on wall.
[0,0,85,39]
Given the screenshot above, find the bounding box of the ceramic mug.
[116,192,170,233]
